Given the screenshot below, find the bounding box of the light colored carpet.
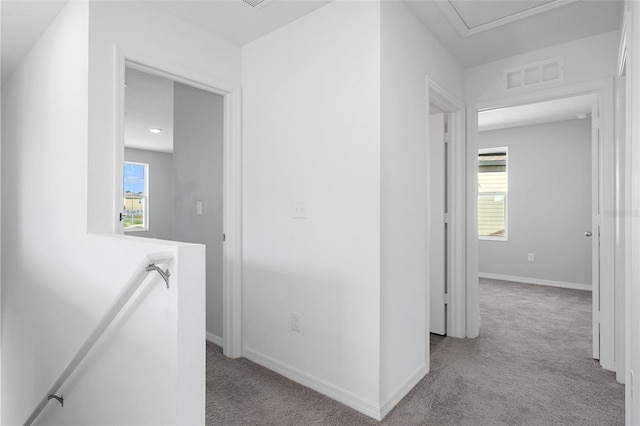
[206,279,624,425]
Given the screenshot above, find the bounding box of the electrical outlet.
[528,253,535,262]
[291,312,301,332]
[292,201,306,219]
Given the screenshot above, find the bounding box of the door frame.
[427,78,466,340]
[113,46,243,358]
[466,78,616,370]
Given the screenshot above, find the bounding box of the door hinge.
[444,213,450,224]
[444,132,450,143]
[223,233,226,242]
[444,293,450,304]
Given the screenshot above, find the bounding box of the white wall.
[615,75,626,383]
[379,0,464,410]
[625,1,640,422]
[242,1,382,417]
[173,83,225,341]
[87,0,241,234]
[1,2,206,424]
[478,120,592,287]
[124,148,174,240]
[465,30,621,102]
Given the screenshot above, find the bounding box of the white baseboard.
[206,332,223,348]
[242,346,382,420]
[479,272,592,292]
[380,364,427,419]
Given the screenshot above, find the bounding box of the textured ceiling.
[150,0,331,45]
[125,67,174,153]
[478,94,594,132]
[405,0,623,67]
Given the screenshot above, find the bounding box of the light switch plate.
[292,201,306,219]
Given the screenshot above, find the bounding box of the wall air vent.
[504,57,564,90]
[242,0,270,8]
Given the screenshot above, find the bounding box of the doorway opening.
[475,93,597,359]
[426,78,465,365]
[116,59,243,358]
[466,79,617,373]
[122,65,225,346]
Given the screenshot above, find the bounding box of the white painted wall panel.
[242,0,382,412]
[465,31,620,102]
[1,3,206,424]
[380,0,464,408]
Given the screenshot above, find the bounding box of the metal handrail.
[23,252,174,426]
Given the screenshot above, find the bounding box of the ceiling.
[1,0,67,84]
[125,67,174,153]
[1,0,623,82]
[405,0,623,67]
[151,0,331,45]
[0,0,623,133]
[478,94,593,132]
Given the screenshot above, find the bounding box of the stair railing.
[23,252,173,426]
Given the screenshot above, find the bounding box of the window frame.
[123,161,149,233]
[478,147,508,242]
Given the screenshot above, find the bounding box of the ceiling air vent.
[504,57,564,90]
[242,0,269,8]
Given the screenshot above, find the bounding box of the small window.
[123,161,148,232]
[478,148,507,241]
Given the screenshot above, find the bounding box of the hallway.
[206,279,623,425]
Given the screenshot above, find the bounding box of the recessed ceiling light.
[149,128,162,134]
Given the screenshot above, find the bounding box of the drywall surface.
[1,2,206,424]
[379,0,464,408]
[124,148,174,240]
[87,0,240,234]
[173,83,224,341]
[465,30,620,102]
[614,75,626,383]
[242,0,382,415]
[627,2,640,422]
[478,119,592,286]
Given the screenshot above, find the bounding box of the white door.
[430,113,446,335]
[590,96,601,360]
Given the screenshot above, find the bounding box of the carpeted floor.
[206,278,624,425]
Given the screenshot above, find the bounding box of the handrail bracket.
[146,263,171,288]
[47,394,63,407]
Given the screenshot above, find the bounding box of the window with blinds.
[478,148,507,240]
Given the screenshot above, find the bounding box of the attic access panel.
[436,0,578,37]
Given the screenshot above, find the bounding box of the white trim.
[435,0,579,37]
[206,332,223,348]
[380,364,427,419]
[467,77,617,370]
[113,45,243,359]
[479,273,592,292]
[242,347,382,421]
[618,13,629,77]
[427,78,466,341]
[222,89,243,358]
